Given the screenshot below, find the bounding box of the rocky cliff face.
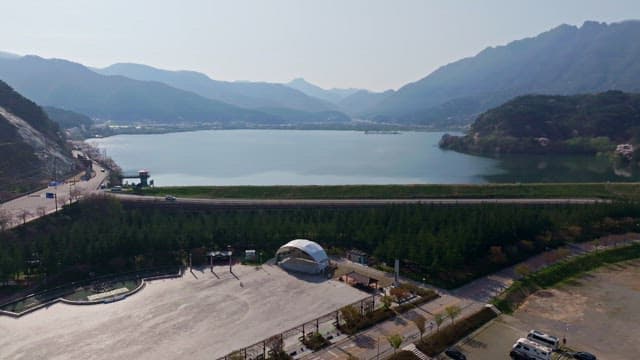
[0,80,73,200]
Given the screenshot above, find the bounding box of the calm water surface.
[89,130,640,186]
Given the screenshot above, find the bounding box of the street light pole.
[228,245,233,273]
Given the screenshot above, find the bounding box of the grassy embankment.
[493,242,640,313]
[135,183,640,200]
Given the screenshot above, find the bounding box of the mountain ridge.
[97,63,341,115]
[367,20,640,126]
[0,55,286,125]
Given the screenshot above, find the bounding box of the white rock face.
[0,105,73,175]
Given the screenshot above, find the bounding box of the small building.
[245,250,256,261]
[342,271,379,291]
[616,143,634,160]
[346,249,369,265]
[207,250,232,263]
[276,239,329,274]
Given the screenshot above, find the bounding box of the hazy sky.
[2,0,640,91]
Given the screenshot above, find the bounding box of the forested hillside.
[440,91,640,154]
[0,81,73,199]
[43,106,93,129]
[2,197,638,288]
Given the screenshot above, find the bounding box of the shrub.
[301,332,330,351]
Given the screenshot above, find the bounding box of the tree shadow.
[353,334,376,349]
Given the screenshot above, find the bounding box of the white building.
[276,239,329,274]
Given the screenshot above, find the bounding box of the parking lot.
[0,264,369,360]
[455,260,640,360]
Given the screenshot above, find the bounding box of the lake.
[89,130,640,186]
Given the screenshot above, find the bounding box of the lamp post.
[227,245,233,273]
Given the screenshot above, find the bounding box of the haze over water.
[90,130,640,186]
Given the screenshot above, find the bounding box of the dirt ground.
[0,264,368,360]
[457,260,640,360]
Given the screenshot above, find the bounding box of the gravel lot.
[457,260,640,360]
[0,264,368,360]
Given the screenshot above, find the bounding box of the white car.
[165,195,177,201]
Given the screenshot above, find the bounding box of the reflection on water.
[486,154,639,183]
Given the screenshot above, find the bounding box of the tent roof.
[277,239,328,264]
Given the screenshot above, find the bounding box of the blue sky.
[2,0,640,91]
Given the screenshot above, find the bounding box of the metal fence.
[218,295,377,360]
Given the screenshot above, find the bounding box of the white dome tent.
[275,239,329,274]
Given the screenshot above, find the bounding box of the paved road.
[110,194,607,209]
[304,294,483,360]
[0,161,108,229]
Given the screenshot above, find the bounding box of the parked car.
[510,338,552,360]
[165,195,177,201]
[444,348,467,360]
[527,329,560,350]
[573,352,597,360]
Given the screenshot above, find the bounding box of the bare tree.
[412,314,426,340]
[70,186,83,202]
[0,209,11,232]
[19,209,32,225]
[37,206,47,217]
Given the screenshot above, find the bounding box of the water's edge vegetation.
[136,183,640,200]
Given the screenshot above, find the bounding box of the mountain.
[43,106,93,129]
[0,80,74,199]
[0,51,19,59]
[97,63,339,114]
[439,91,640,154]
[338,89,395,117]
[0,55,285,125]
[286,78,360,104]
[368,20,640,126]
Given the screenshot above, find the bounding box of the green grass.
[135,183,640,200]
[493,243,640,313]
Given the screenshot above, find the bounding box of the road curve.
[110,193,609,209]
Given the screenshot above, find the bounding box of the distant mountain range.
[96,64,337,113]
[285,78,360,104]
[0,56,351,126]
[1,20,640,128]
[0,80,73,199]
[367,20,640,126]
